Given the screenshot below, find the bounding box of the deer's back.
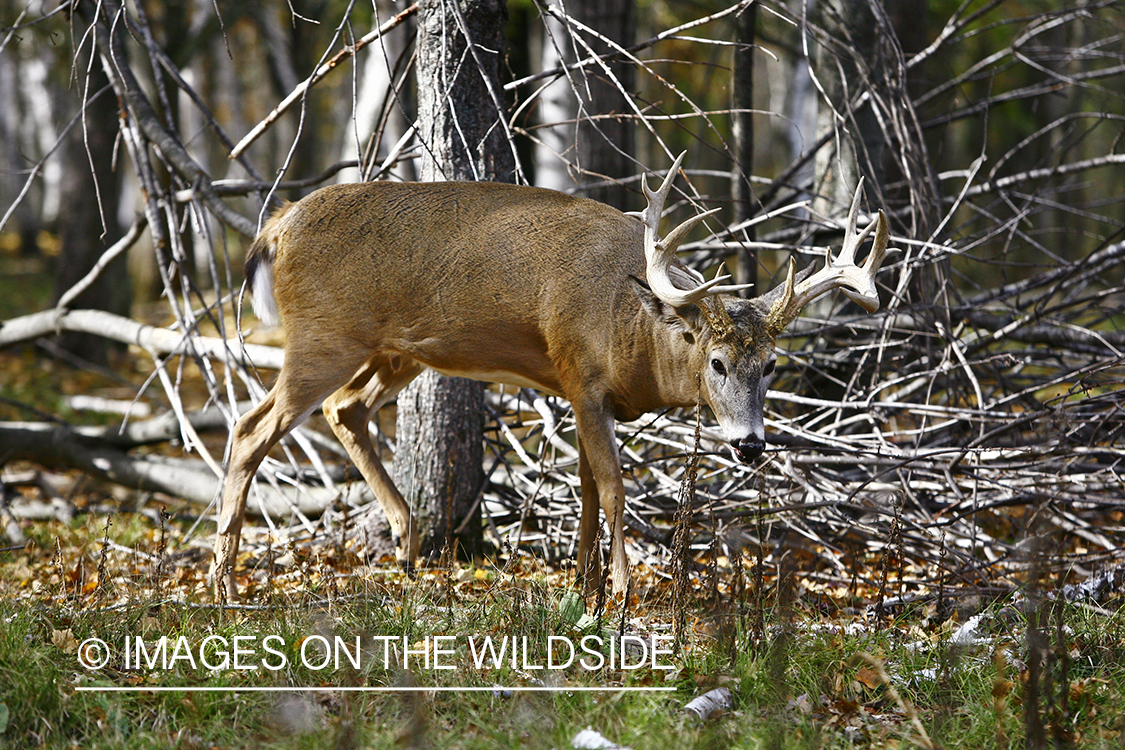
[265,181,646,393]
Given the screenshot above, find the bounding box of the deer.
[212,153,889,599]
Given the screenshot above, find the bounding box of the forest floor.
[4,245,1125,749]
[3,500,1125,749]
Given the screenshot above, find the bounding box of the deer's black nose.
[730,436,764,463]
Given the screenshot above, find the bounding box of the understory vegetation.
[3,0,1125,747]
[3,507,1125,749]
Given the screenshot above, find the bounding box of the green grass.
[4,561,1125,749]
[1,505,1123,749]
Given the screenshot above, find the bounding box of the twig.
[228,4,418,159]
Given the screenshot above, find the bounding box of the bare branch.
[228,3,418,160]
[0,309,283,370]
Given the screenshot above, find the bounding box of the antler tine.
[630,151,687,227]
[638,153,752,308]
[837,176,868,265]
[840,208,889,312]
[765,180,890,334]
[644,151,686,212]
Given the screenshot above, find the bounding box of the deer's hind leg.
[214,348,368,600]
[322,353,424,572]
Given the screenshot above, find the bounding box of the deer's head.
[631,153,890,463]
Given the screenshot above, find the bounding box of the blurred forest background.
[1,0,1123,604]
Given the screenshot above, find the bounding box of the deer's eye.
[763,360,776,377]
[711,358,727,377]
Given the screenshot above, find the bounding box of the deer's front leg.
[576,440,602,594]
[573,401,629,595]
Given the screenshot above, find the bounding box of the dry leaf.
[856,666,883,690]
[51,628,78,653]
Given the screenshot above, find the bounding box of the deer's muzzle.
[729,436,764,463]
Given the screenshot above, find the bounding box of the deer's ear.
[630,275,704,338]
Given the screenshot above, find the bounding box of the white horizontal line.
[76,685,676,693]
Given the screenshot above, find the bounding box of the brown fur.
[212,176,885,599]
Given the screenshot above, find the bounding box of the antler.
[633,152,752,308]
[765,178,890,335]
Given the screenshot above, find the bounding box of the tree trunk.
[533,12,577,192]
[731,3,757,292]
[572,0,635,210]
[811,0,884,213]
[52,44,129,367]
[392,0,515,563]
[343,0,412,183]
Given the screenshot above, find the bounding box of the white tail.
[212,154,889,598]
[247,240,280,328]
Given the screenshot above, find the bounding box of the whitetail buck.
[213,153,889,598]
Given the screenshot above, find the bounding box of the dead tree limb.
[0,309,283,370]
